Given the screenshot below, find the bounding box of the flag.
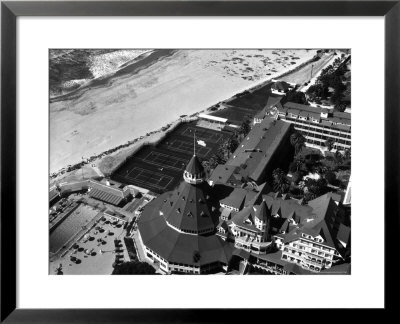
[197,140,206,147]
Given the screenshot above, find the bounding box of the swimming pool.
[50,204,99,254]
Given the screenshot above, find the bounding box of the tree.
[334,102,347,112]
[306,84,327,100]
[112,261,156,275]
[224,136,239,157]
[239,119,251,136]
[272,168,290,194]
[325,138,334,151]
[334,150,343,165]
[304,178,328,200]
[290,132,306,156]
[343,148,351,160]
[285,90,308,105]
[324,171,337,185]
[291,171,304,184]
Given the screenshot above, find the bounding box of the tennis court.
[168,139,211,157]
[180,126,224,144]
[142,151,187,171]
[125,167,174,191]
[111,121,232,194]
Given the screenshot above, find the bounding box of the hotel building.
[276,102,351,151]
[137,154,233,274]
[273,194,350,273]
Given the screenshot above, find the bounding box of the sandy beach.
[50,49,317,173]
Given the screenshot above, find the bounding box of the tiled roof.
[89,188,124,206]
[89,180,125,198]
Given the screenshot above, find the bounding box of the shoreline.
[50,50,325,181]
[50,49,176,103]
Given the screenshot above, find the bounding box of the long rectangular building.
[209,117,292,186]
[277,102,351,151]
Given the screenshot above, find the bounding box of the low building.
[253,96,283,125]
[198,113,228,128]
[277,102,351,151]
[88,180,131,206]
[271,81,294,96]
[49,186,61,207]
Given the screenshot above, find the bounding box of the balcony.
[303,257,324,267]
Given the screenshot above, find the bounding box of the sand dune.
[50,49,316,173]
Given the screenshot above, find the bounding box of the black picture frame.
[1,0,398,322]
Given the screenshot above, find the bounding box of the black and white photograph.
[49,48,351,275]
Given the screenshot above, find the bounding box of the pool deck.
[50,214,129,275]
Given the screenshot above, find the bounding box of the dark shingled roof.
[138,194,234,266]
[160,181,220,234]
[224,117,291,184]
[209,165,238,186]
[219,188,257,210]
[255,200,270,221]
[272,81,291,92]
[185,155,204,175]
[277,194,350,258]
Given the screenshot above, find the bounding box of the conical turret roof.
[160,181,219,234]
[255,200,270,221]
[185,155,204,175]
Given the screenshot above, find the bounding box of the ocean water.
[49,49,317,173]
[49,49,151,98]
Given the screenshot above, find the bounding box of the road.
[281,53,335,86]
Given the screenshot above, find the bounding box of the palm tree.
[343,148,351,160]
[294,158,306,172]
[325,138,334,151]
[272,168,290,194]
[290,132,306,156]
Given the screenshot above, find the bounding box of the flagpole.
[193,131,196,156]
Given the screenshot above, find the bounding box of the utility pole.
[81,156,85,180]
